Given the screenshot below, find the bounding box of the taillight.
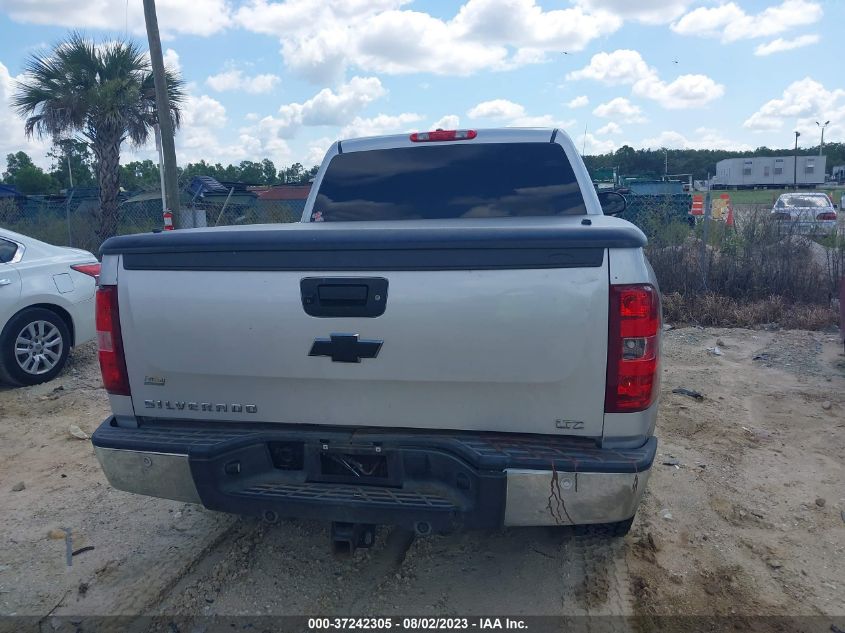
[605,284,660,413]
[71,263,101,281]
[410,129,477,142]
[95,285,130,396]
[816,211,836,221]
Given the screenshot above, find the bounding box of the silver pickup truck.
[92,128,660,549]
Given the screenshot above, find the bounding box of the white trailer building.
[711,155,826,189]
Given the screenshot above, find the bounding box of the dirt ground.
[1,328,844,628]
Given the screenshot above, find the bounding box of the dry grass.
[638,203,843,331]
[661,292,838,329]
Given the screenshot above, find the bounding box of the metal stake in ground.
[63,527,72,567]
[700,173,711,291]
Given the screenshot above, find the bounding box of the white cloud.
[174,93,260,164]
[237,116,294,164]
[633,74,725,110]
[671,0,822,43]
[305,137,334,167]
[670,3,743,39]
[234,0,621,81]
[452,0,622,52]
[231,77,392,159]
[467,99,525,120]
[581,133,618,154]
[0,0,231,37]
[640,130,688,150]
[567,49,652,85]
[163,49,181,73]
[743,78,845,141]
[466,99,570,128]
[566,95,589,109]
[754,34,820,56]
[267,76,387,138]
[431,114,460,129]
[509,115,575,128]
[182,94,227,129]
[0,61,50,168]
[596,122,622,135]
[568,49,724,109]
[206,69,281,94]
[163,92,296,166]
[640,128,752,151]
[593,98,646,123]
[573,0,691,25]
[351,9,510,77]
[340,112,424,138]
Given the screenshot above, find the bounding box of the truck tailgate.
[107,218,645,437]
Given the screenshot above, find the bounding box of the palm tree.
[13,34,183,240]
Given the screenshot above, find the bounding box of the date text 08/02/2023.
[307,617,528,630]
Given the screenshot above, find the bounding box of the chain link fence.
[0,188,306,255]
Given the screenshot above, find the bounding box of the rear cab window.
[312,142,586,222]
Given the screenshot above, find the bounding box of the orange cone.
[691,194,703,216]
[725,205,734,227]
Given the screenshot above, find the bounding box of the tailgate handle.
[301,277,388,318]
[318,284,368,305]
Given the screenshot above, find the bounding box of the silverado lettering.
[143,400,257,413]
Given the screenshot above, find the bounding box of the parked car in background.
[771,192,838,234]
[0,228,99,386]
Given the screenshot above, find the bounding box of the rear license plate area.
[308,444,402,487]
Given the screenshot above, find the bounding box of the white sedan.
[0,228,99,386]
[771,192,838,234]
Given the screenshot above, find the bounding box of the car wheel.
[0,308,71,387]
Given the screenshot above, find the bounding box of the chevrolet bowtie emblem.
[309,334,383,363]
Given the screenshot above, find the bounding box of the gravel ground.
[1,328,844,629]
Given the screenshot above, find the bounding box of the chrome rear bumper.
[504,469,650,526]
[93,419,655,529]
[94,446,201,504]
[95,447,651,527]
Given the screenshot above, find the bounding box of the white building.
[711,155,826,189]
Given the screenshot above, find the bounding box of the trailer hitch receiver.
[331,522,376,555]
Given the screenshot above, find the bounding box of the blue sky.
[1,0,843,170]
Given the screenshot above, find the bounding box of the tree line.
[583,142,845,181]
[7,141,843,199]
[2,146,319,196]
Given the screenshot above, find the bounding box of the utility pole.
[143,0,183,227]
[793,131,800,190]
[816,120,830,157]
[582,122,587,155]
[66,153,73,189]
[64,140,74,247]
[154,124,167,217]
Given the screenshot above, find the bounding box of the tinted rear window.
[312,142,586,222]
